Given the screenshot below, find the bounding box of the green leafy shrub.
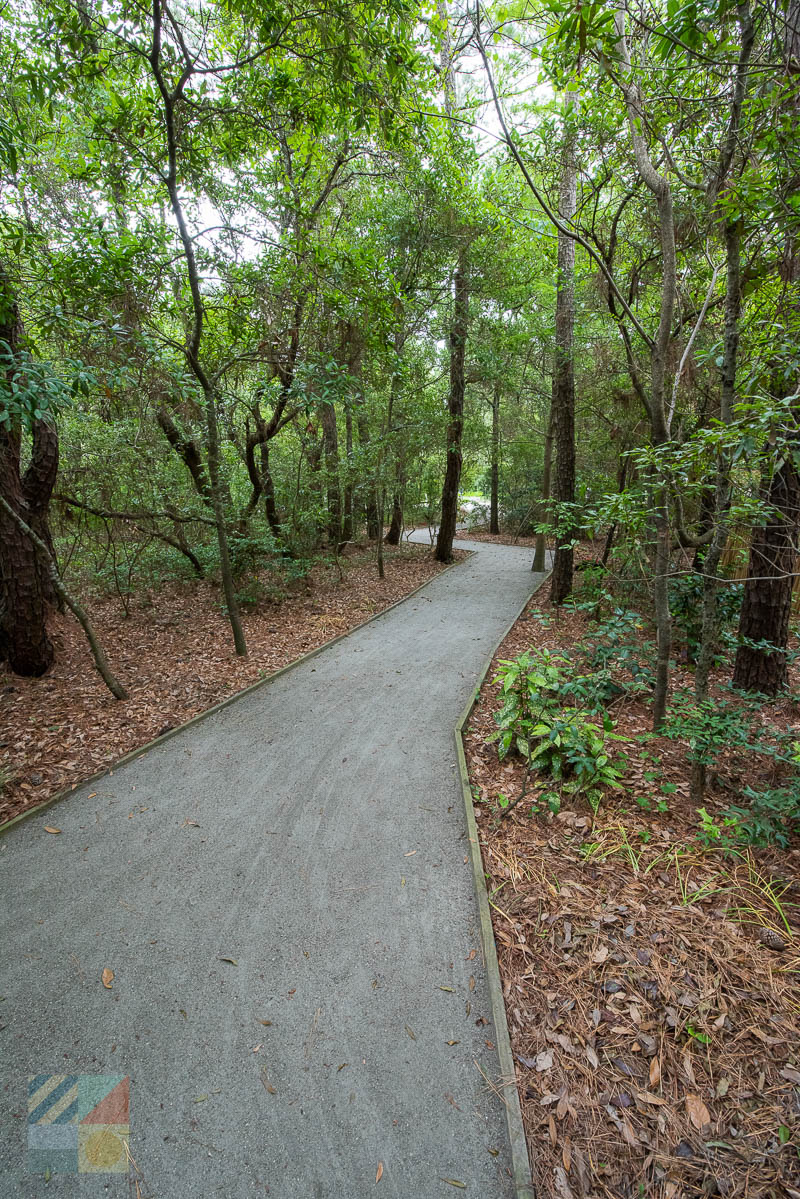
[527,710,626,812]
[669,571,743,663]
[661,691,754,771]
[490,648,628,814]
[490,649,569,758]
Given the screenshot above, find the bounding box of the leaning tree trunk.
[0,276,59,676]
[435,250,469,563]
[550,91,578,605]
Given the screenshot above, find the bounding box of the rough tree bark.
[0,495,127,700]
[435,251,469,563]
[0,273,59,676]
[732,0,799,695]
[732,425,800,694]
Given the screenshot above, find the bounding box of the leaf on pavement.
[44,826,61,834]
[101,968,114,989]
[376,1161,383,1182]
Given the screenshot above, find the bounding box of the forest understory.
[465,541,800,1199]
[0,543,454,827]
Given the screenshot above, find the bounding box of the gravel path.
[1,536,545,1197]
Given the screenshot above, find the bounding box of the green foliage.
[490,646,627,813]
[662,690,755,768]
[527,710,626,813]
[669,572,743,662]
[0,342,83,430]
[490,648,571,758]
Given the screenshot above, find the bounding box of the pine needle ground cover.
[465,555,800,1199]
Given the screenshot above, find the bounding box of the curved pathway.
[1,537,545,1197]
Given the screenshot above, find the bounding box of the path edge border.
[1,550,467,837]
[455,569,550,1199]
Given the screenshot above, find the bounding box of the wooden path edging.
[454,569,551,1199]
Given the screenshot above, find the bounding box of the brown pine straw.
[465,570,800,1199]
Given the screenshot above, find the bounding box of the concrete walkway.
[1,537,545,1197]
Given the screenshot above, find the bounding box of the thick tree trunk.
[731,0,799,696]
[0,494,127,700]
[550,92,578,605]
[0,440,54,676]
[435,251,469,563]
[732,448,799,695]
[490,381,500,535]
[0,278,59,676]
[259,441,283,544]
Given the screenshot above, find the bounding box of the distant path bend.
[1,536,547,1198]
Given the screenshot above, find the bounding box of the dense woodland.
[1,2,799,823]
[2,2,800,1192]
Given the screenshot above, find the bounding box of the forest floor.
[0,542,458,827]
[464,547,800,1199]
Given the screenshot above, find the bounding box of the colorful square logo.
[27,1075,129,1174]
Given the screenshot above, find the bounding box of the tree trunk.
[0,494,128,700]
[490,380,500,535]
[385,492,403,545]
[732,445,799,695]
[616,12,677,729]
[0,276,59,676]
[259,440,283,544]
[435,250,469,563]
[731,0,799,696]
[357,410,380,539]
[321,399,341,546]
[550,91,578,605]
[533,406,554,572]
[150,12,246,657]
[343,405,354,541]
[695,219,741,703]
